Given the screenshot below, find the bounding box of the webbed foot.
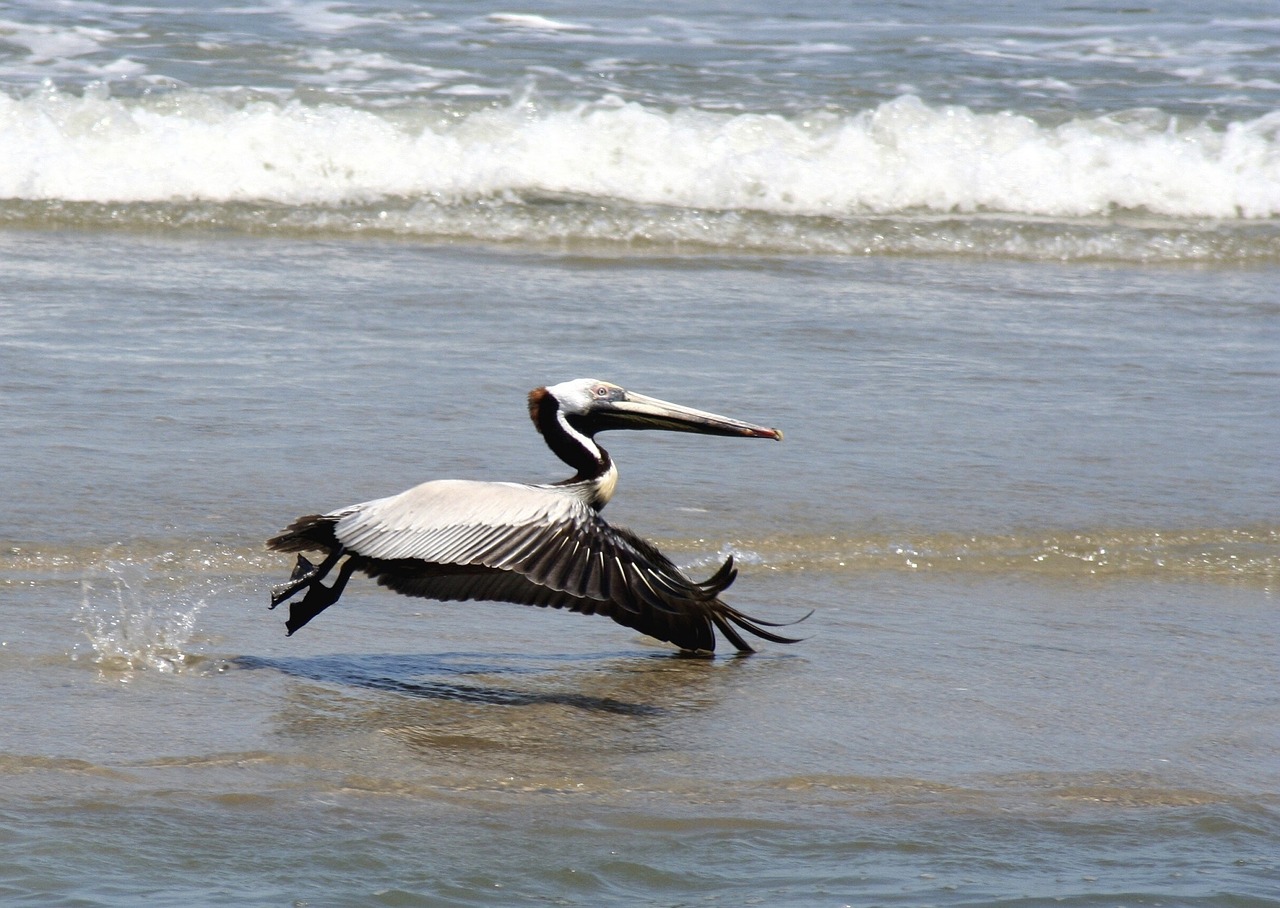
[269,555,318,609]
[284,557,358,635]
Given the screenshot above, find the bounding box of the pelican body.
[267,379,798,653]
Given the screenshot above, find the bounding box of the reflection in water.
[231,650,794,788]
[233,651,673,714]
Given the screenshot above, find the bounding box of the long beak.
[602,391,783,440]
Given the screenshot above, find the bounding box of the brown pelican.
[267,378,800,653]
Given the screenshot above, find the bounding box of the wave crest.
[4,87,1279,222]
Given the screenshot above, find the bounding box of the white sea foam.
[0,18,110,63]
[487,13,589,32]
[265,0,374,34]
[2,88,1279,221]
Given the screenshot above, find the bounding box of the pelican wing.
[332,480,566,564]
[269,479,799,652]
[332,479,718,614]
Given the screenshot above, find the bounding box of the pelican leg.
[269,549,343,609]
[284,556,359,636]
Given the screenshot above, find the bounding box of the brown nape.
[526,385,604,479]
[527,387,550,432]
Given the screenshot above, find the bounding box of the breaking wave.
[3,86,1279,260]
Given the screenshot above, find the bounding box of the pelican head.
[533,378,783,440]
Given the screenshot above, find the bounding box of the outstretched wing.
[270,479,799,652]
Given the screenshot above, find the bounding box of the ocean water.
[2,2,1279,906]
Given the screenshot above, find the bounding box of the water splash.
[75,555,208,677]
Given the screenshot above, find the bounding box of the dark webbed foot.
[284,557,358,636]
[269,555,317,608]
[269,550,343,609]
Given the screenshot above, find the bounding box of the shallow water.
[3,231,1278,906]
[2,1,1279,905]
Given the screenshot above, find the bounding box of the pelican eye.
[594,385,612,398]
